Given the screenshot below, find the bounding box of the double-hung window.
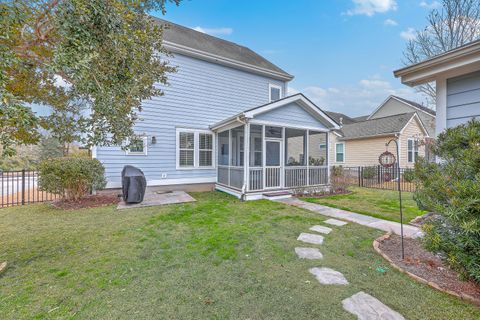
[407,139,419,163]
[335,143,345,163]
[125,136,148,155]
[269,84,282,102]
[177,129,214,169]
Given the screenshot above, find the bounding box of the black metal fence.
[338,166,416,193]
[0,170,58,208]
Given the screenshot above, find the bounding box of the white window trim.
[176,128,215,170]
[125,136,148,156]
[335,142,345,163]
[269,83,283,102]
[407,138,414,163]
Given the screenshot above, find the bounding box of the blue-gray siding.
[447,70,480,128]
[96,53,286,186]
[255,102,328,129]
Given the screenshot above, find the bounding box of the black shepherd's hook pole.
[386,138,405,260]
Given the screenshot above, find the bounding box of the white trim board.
[106,176,216,189]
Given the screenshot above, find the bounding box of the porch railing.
[217,165,244,190]
[248,166,328,191]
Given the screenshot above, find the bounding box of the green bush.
[402,168,415,183]
[362,166,376,179]
[414,119,480,282]
[38,157,106,201]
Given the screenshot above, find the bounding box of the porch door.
[265,140,283,189]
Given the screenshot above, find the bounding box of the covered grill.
[121,165,147,203]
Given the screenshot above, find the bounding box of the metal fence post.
[21,169,26,205]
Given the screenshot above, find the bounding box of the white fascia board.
[399,113,430,137]
[244,95,340,129]
[394,41,480,86]
[163,41,294,82]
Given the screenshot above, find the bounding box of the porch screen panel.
[217,131,229,185]
[308,131,328,185]
[249,125,263,191]
[285,128,306,166]
[229,125,244,189]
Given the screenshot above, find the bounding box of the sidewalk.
[276,197,423,239]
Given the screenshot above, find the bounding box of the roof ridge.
[344,112,415,125]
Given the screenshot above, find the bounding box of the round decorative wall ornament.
[379,151,396,168]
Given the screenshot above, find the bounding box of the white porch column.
[306,129,310,186]
[243,123,250,193]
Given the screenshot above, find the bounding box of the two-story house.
[93,18,339,200]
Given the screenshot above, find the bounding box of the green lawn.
[304,187,426,223]
[0,192,477,319]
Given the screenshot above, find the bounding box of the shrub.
[402,168,415,183]
[414,119,480,282]
[38,157,106,201]
[362,166,376,179]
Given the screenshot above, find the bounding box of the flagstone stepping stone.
[297,233,324,245]
[309,225,332,234]
[324,218,348,226]
[342,291,405,320]
[309,267,349,285]
[295,247,323,260]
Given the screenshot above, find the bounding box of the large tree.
[403,0,480,104]
[0,0,179,156]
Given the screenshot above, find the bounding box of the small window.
[126,136,147,155]
[177,129,214,169]
[269,84,282,102]
[335,143,345,163]
[407,139,419,163]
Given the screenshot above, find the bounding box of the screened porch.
[216,123,329,196]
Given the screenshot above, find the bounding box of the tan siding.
[329,116,428,168]
[370,98,435,136]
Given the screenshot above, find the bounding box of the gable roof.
[151,17,293,81]
[337,112,427,140]
[210,94,340,131]
[352,115,369,122]
[324,111,356,125]
[367,95,436,120]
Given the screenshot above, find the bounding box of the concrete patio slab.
[309,225,333,234]
[342,291,405,320]
[275,198,423,239]
[297,233,324,245]
[117,191,196,210]
[309,267,349,285]
[324,218,348,226]
[295,247,323,260]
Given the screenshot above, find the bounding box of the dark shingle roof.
[337,113,416,140]
[151,17,293,80]
[324,111,356,125]
[352,115,369,122]
[392,96,436,116]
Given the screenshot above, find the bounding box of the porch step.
[262,191,292,200]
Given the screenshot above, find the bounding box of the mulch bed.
[51,194,119,210]
[377,234,480,305]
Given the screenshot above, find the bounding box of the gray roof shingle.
[151,17,293,80]
[392,96,436,116]
[324,111,356,125]
[337,112,416,140]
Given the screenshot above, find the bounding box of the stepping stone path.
[309,267,349,285]
[324,218,348,226]
[342,291,405,320]
[297,232,324,245]
[309,225,332,234]
[295,247,323,260]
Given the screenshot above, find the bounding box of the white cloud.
[384,18,398,26]
[419,1,441,9]
[290,77,428,117]
[193,26,233,36]
[400,27,416,40]
[346,0,397,16]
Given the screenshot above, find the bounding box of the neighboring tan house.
[326,96,433,168]
[394,40,480,135]
[93,18,339,200]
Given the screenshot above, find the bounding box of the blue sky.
[156,0,441,117]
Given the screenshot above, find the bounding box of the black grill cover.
[121,165,147,203]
